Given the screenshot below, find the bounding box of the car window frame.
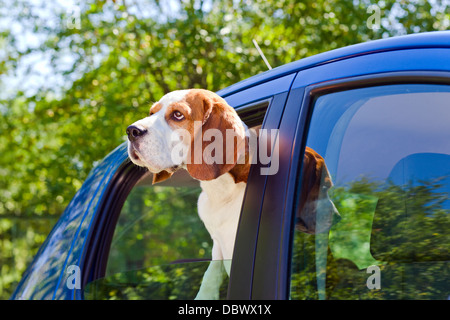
[227,91,294,299]
[79,93,290,299]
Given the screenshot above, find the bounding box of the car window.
[83,169,231,300]
[290,84,450,300]
[84,116,266,300]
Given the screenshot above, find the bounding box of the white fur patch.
[128,90,190,172]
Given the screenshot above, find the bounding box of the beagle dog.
[127,89,250,299]
[126,89,338,299]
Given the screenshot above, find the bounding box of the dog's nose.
[126,125,147,142]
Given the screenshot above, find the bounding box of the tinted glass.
[290,84,450,300]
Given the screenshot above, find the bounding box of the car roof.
[217,31,450,98]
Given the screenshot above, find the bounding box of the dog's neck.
[199,153,250,208]
[228,124,254,184]
[197,121,253,198]
[229,161,251,183]
[200,171,247,204]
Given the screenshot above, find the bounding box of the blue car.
[12,31,450,300]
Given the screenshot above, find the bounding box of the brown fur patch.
[296,146,334,233]
[152,170,173,184]
[183,89,247,181]
[149,103,162,115]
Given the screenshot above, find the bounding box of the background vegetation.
[290,178,449,300]
[0,0,449,299]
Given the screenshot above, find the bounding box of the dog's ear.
[186,95,246,181]
[296,147,334,234]
[152,170,173,184]
[296,147,324,233]
[298,148,318,210]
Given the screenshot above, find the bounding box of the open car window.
[84,169,230,299]
[84,113,266,299]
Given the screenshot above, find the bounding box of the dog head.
[126,89,248,184]
[296,147,340,234]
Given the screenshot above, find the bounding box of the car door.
[248,47,450,299]
[80,73,296,300]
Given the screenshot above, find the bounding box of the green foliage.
[290,177,450,300]
[86,183,229,300]
[106,185,210,274]
[0,0,448,299]
[85,260,228,300]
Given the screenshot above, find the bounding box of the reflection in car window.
[290,84,450,300]
[84,171,228,300]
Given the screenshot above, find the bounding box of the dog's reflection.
[296,147,340,234]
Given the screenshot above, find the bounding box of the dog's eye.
[172,111,185,121]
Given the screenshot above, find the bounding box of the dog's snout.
[126,125,147,142]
